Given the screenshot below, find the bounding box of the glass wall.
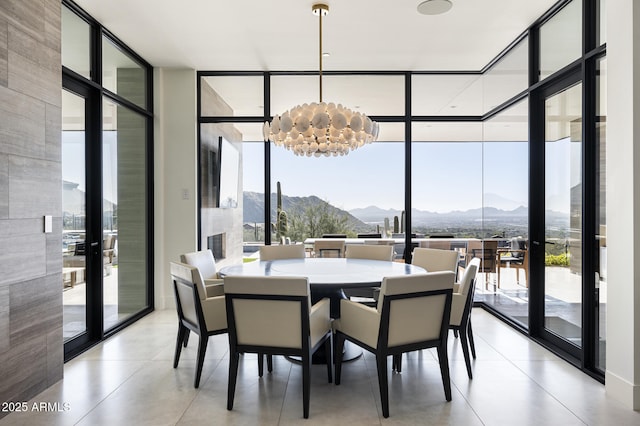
[539,0,583,81]
[62,1,153,358]
[483,37,529,112]
[412,75,483,116]
[271,122,405,244]
[61,6,90,79]
[595,57,607,371]
[543,83,583,345]
[62,89,87,342]
[102,36,147,109]
[197,0,606,378]
[480,98,529,322]
[102,98,149,330]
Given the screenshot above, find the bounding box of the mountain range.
[242,191,557,229]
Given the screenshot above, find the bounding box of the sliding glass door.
[62,88,89,343]
[62,1,153,359]
[542,82,583,351]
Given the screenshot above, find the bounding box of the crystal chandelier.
[263,3,378,157]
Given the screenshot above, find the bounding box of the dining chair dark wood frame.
[334,287,453,418]
[225,292,333,419]
[172,267,226,388]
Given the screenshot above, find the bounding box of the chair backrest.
[181,249,218,280]
[412,247,459,272]
[450,258,480,326]
[170,262,208,330]
[314,239,345,258]
[104,234,116,250]
[345,244,394,261]
[377,271,454,348]
[224,276,310,349]
[357,233,382,239]
[259,244,306,261]
[470,239,498,272]
[458,257,480,297]
[510,237,527,259]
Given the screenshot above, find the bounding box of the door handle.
[532,241,540,246]
[91,241,100,256]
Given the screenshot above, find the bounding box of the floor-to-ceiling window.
[62,0,153,359]
[198,0,606,380]
[542,82,584,351]
[594,56,607,372]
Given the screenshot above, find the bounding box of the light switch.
[44,215,52,233]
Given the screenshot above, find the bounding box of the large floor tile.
[1,308,634,426]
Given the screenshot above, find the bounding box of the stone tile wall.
[0,0,62,412]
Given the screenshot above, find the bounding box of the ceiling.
[74,0,558,72]
[70,0,562,142]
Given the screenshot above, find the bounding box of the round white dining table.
[219,258,426,316]
[220,257,427,363]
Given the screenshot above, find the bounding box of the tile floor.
[2,309,638,426]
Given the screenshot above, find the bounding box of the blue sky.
[243,140,532,212]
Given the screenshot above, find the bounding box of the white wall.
[153,68,199,309]
[605,0,640,409]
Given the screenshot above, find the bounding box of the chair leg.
[258,353,264,377]
[392,354,402,373]
[267,354,273,373]
[227,351,240,411]
[324,335,333,383]
[194,335,208,388]
[436,344,452,401]
[467,321,477,359]
[459,326,473,379]
[302,351,311,419]
[334,332,345,385]
[376,354,390,418]
[173,324,187,368]
[183,329,190,347]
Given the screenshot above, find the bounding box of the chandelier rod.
[318,5,324,103]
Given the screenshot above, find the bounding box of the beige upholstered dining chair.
[180,249,225,297]
[411,247,459,273]
[170,262,227,388]
[345,244,394,261]
[450,257,480,379]
[333,271,455,418]
[497,238,529,288]
[344,244,395,305]
[224,275,333,419]
[258,243,306,260]
[313,239,346,258]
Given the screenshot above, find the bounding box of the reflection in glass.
[62,89,87,341]
[544,83,583,346]
[412,75,483,116]
[598,0,607,46]
[539,0,582,80]
[595,58,607,371]
[271,75,405,117]
[103,98,148,331]
[62,6,91,79]
[483,37,529,112]
[201,76,264,117]
[102,37,147,108]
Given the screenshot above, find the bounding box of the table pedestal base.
[286,341,362,365]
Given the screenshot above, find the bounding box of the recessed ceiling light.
[417,0,453,15]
